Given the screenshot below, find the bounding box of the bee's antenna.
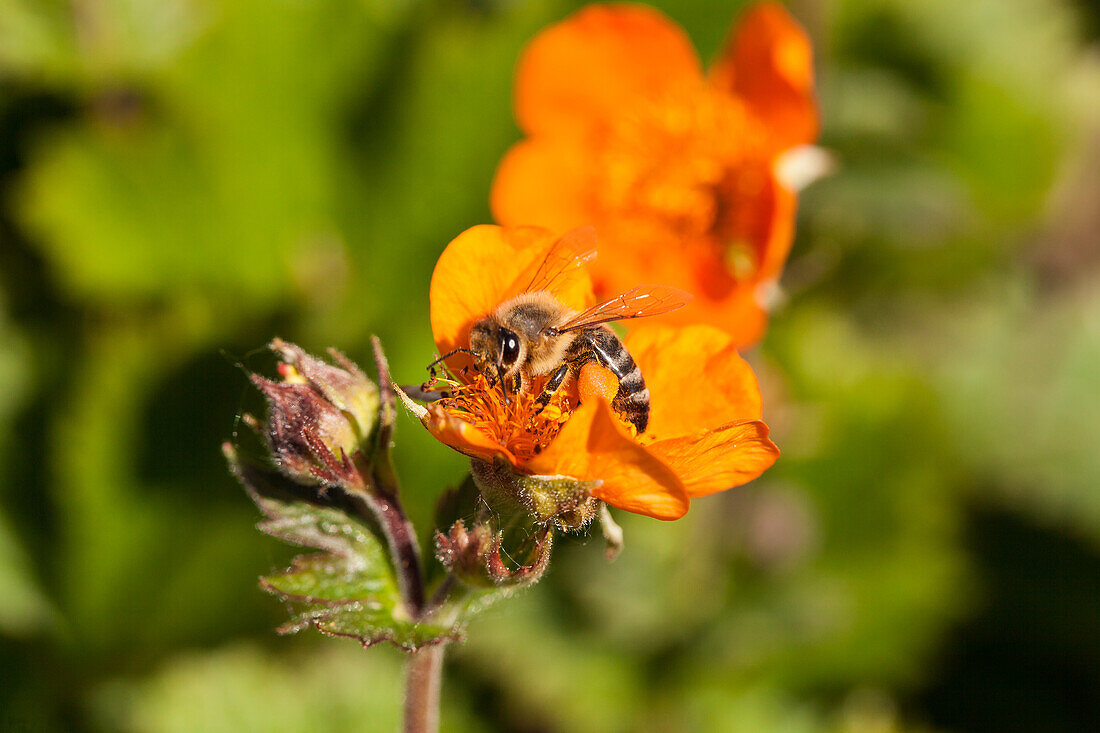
[423,347,480,391]
[426,348,477,372]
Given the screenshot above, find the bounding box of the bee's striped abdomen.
[571,326,650,434]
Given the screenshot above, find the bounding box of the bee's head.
[470,319,525,386]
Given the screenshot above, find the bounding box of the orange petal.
[626,324,763,440]
[582,166,793,348]
[650,419,778,497]
[526,399,688,520]
[515,4,702,137]
[710,2,818,152]
[664,170,795,345]
[429,225,594,365]
[491,138,593,231]
[591,246,766,344]
[690,169,795,344]
[757,169,797,281]
[660,283,769,348]
[421,402,519,466]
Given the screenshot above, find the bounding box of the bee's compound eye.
[499,330,521,367]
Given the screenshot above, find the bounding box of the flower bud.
[436,519,555,588]
[269,338,379,445]
[251,340,379,491]
[486,527,552,587]
[435,520,495,588]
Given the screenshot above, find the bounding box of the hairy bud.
[269,338,379,445]
[486,527,553,586]
[435,519,555,588]
[435,521,493,587]
[251,339,380,492]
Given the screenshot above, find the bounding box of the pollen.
[436,374,574,462]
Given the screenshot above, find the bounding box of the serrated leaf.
[279,599,459,652]
[226,447,458,651]
[263,552,391,603]
[268,549,460,650]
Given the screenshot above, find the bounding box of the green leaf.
[0,307,52,637]
[226,447,458,651]
[278,597,456,652]
[11,0,405,307]
[0,514,55,637]
[264,553,391,604]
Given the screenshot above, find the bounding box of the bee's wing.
[515,226,598,297]
[556,285,692,332]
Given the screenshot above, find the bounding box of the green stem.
[404,643,446,733]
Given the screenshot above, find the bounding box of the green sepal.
[225,445,459,652]
[470,458,602,531]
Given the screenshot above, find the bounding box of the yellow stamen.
[436,374,573,462]
[724,240,759,281]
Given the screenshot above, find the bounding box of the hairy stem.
[370,335,440,727]
[404,644,446,733]
[368,490,426,616]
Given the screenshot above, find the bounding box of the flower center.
[438,374,574,462]
[593,84,771,283]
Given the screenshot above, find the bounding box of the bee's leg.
[533,363,570,413]
[419,362,445,396]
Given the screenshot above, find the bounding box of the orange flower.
[401,224,778,520]
[491,2,818,346]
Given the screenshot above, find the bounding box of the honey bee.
[429,231,691,434]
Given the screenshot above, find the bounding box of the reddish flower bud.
[435,521,496,588]
[251,340,380,492]
[269,338,379,446]
[486,527,553,587]
[436,519,554,588]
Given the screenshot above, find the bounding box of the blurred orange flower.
[400,225,778,520]
[491,2,818,346]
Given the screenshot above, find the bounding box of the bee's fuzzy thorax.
[491,291,577,377]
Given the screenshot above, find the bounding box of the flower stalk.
[404,645,445,733]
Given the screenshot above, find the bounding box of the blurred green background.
[1,0,1099,730]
